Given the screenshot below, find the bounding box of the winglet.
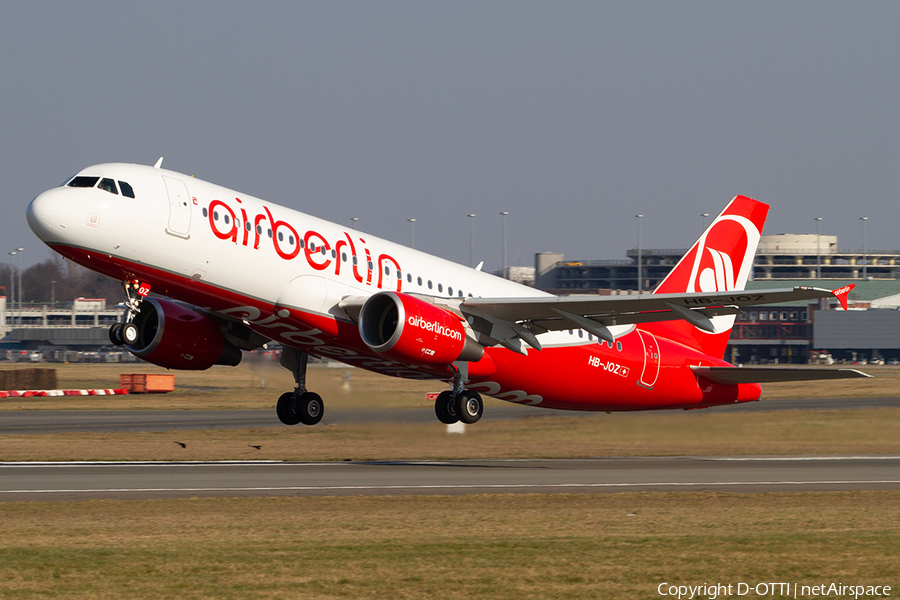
[832,284,855,310]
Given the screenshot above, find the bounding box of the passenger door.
[163,176,192,239]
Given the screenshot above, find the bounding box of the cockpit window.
[98,178,118,195]
[67,176,100,188]
[118,181,135,198]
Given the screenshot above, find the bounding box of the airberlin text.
[206,198,402,291]
[408,315,463,341]
[657,582,891,599]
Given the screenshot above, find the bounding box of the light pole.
[408,218,416,249]
[467,214,476,268]
[7,251,15,330]
[701,213,710,232]
[814,217,822,280]
[860,216,868,280]
[500,212,509,279]
[15,248,23,326]
[636,215,643,292]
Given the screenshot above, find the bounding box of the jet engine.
[359,292,483,366]
[123,298,242,370]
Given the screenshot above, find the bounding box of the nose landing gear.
[108,281,149,347]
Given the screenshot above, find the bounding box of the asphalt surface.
[2,396,899,434]
[2,456,898,501]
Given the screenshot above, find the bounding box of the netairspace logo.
[408,315,462,341]
[657,582,892,599]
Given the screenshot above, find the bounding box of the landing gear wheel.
[276,392,302,425]
[297,392,324,425]
[108,323,124,346]
[434,390,459,424]
[276,391,324,426]
[456,390,483,424]
[121,322,139,345]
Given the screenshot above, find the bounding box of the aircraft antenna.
[153,157,164,169]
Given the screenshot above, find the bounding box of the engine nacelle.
[125,298,242,370]
[359,292,483,366]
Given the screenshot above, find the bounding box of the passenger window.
[245,222,251,232]
[427,280,433,289]
[458,290,463,297]
[616,341,622,351]
[385,266,390,275]
[448,287,453,296]
[407,274,412,283]
[267,229,272,238]
[118,181,135,198]
[417,277,422,286]
[98,178,118,194]
[353,256,358,265]
[256,225,262,235]
[438,283,443,293]
[202,208,208,217]
[67,176,100,188]
[342,253,348,262]
[578,330,583,338]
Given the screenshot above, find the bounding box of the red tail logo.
[659,197,767,296]
[644,196,768,358]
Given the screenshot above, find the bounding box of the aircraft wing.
[691,366,871,384]
[460,286,850,354]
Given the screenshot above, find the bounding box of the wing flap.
[690,366,872,385]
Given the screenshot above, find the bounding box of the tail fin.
[641,195,768,358]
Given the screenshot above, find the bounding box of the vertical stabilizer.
[641,195,768,358]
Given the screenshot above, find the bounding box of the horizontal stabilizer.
[691,366,872,385]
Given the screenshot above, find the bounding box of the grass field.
[1,492,897,599]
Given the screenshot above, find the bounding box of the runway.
[2,456,899,501]
[3,396,899,434]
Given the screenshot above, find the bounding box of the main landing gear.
[276,347,324,426]
[434,389,483,424]
[108,281,146,347]
[433,363,483,425]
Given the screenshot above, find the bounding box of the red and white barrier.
[0,389,129,398]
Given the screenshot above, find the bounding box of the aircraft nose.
[26,188,73,242]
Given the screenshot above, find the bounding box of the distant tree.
[20,256,121,305]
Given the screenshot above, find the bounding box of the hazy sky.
[3,2,899,272]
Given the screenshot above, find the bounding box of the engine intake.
[359,292,483,365]
[125,298,242,370]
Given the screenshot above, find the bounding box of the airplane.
[26,159,868,426]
